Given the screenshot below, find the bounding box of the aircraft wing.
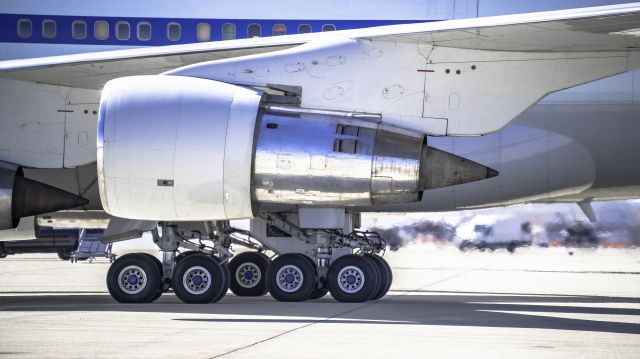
[1,3,640,90]
[1,3,640,135]
[0,34,324,89]
[350,2,640,52]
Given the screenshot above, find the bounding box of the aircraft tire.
[216,259,231,303]
[294,254,327,300]
[142,253,164,302]
[175,251,202,262]
[172,254,228,304]
[229,252,270,296]
[327,254,379,303]
[362,255,382,300]
[107,253,164,303]
[364,254,392,300]
[266,253,316,302]
[57,251,72,261]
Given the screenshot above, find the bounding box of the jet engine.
[0,162,89,230]
[98,75,496,221]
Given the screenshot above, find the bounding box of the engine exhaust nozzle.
[420,146,499,190]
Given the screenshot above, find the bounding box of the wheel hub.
[118,265,147,295]
[337,265,365,293]
[236,263,262,289]
[183,266,212,295]
[276,265,304,293]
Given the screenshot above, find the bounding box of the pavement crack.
[208,301,380,359]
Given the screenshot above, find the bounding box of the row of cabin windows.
[16,19,336,41]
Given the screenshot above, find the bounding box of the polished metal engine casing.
[253,110,427,206]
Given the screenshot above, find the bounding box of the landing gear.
[172,253,228,304]
[57,250,72,261]
[102,213,394,304]
[327,254,380,303]
[229,252,270,296]
[106,253,163,303]
[266,253,316,302]
[364,253,392,300]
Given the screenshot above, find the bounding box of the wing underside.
[0,3,639,90]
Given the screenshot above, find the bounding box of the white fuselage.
[0,0,638,213]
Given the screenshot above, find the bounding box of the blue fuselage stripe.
[0,14,427,46]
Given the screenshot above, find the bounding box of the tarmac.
[0,245,639,358]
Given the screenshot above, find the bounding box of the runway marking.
[387,290,579,297]
[478,310,640,325]
[470,302,640,309]
[392,267,640,275]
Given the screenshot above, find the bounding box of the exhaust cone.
[11,176,89,220]
[421,146,498,190]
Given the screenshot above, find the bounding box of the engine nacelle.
[98,76,261,220]
[98,75,495,221]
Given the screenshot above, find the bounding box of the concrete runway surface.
[0,246,639,358]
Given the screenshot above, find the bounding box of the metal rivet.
[471,65,477,70]
[445,69,450,74]
[456,70,461,74]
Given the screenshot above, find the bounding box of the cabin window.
[42,19,56,39]
[247,23,261,38]
[322,24,336,32]
[116,21,130,41]
[167,22,181,41]
[137,22,151,41]
[72,20,87,40]
[94,20,109,40]
[196,23,211,42]
[222,23,236,40]
[273,23,287,36]
[17,19,32,38]
[298,24,311,34]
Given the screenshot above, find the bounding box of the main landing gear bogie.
[261,252,391,303]
[104,219,393,304]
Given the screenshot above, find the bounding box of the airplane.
[0,0,639,304]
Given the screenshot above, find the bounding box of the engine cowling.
[98,75,496,221]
